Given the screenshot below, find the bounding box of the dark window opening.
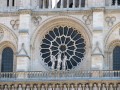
[12,0,15,6]
[56,0,85,8]
[113,46,120,70]
[1,47,13,72]
[7,0,9,7]
[81,0,85,7]
[112,0,120,5]
[69,3,73,8]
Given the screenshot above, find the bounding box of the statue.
[26,86,30,90]
[117,84,120,90]
[4,85,8,90]
[18,85,22,90]
[57,53,62,70]
[33,85,37,90]
[93,84,98,90]
[78,84,82,90]
[55,85,60,90]
[62,55,67,70]
[101,84,106,90]
[48,85,52,90]
[109,84,113,90]
[70,85,75,90]
[41,85,45,90]
[63,85,67,90]
[11,85,15,90]
[51,55,56,70]
[85,85,89,90]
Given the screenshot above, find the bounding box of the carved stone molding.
[108,40,120,51]
[92,8,105,12]
[18,10,32,15]
[0,28,4,41]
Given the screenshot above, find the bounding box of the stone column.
[92,0,105,7]
[16,10,31,72]
[92,8,104,70]
[19,0,31,9]
[98,84,101,90]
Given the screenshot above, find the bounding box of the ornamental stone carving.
[82,15,92,25]
[40,25,86,70]
[105,16,116,27]
[10,19,19,30]
[0,28,4,41]
[32,16,42,26]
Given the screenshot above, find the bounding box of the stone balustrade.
[0,70,120,81]
[1,0,120,12]
[107,0,120,7]
[0,0,88,12]
[35,0,87,10]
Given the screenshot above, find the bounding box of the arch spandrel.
[0,23,18,47]
[31,16,92,48]
[105,22,120,50]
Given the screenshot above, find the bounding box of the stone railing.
[0,70,120,81]
[106,0,120,8]
[0,0,89,12]
[33,0,88,11]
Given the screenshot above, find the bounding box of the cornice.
[105,8,120,14]
[1,7,120,16]
[0,12,19,17]
[92,7,105,12]
[32,9,92,16]
[18,9,32,15]
[0,9,92,17]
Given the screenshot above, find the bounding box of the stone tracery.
[40,25,86,70]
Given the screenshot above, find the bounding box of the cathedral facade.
[0,0,119,90]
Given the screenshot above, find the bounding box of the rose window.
[40,26,86,70]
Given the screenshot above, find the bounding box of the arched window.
[7,0,9,6]
[113,46,120,70]
[1,47,13,72]
[12,0,15,6]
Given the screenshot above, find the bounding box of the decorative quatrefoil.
[10,19,19,30]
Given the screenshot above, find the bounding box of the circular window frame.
[32,17,92,71]
[40,25,86,70]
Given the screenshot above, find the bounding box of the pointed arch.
[104,22,120,49]
[30,15,92,71]
[1,47,14,72]
[0,41,17,72]
[104,23,120,70]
